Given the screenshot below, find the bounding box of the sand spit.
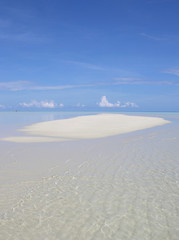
[3,114,170,143]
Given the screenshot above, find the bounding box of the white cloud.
[19,100,56,108]
[59,103,64,107]
[0,81,76,91]
[140,33,166,41]
[121,102,138,108]
[114,77,173,86]
[0,32,47,43]
[76,103,86,107]
[98,96,138,108]
[0,77,177,93]
[163,69,179,77]
[0,81,97,91]
[65,60,105,71]
[0,81,32,91]
[114,77,142,84]
[31,85,79,90]
[98,96,120,107]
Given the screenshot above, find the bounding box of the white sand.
[2,113,170,143]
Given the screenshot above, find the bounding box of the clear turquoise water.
[0,112,96,138]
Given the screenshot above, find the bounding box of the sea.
[0,111,179,240]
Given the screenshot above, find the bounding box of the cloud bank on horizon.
[19,100,65,109]
[16,96,137,110]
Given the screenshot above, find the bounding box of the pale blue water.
[0,112,96,138]
[0,112,179,240]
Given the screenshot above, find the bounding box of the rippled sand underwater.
[0,113,179,240]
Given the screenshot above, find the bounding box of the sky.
[0,0,179,111]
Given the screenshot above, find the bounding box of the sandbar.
[2,113,170,143]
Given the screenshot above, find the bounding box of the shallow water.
[0,112,179,240]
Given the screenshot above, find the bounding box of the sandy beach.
[0,112,178,240]
[3,113,170,143]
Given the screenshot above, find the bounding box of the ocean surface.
[0,112,179,240]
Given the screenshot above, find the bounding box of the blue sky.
[0,0,179,111]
